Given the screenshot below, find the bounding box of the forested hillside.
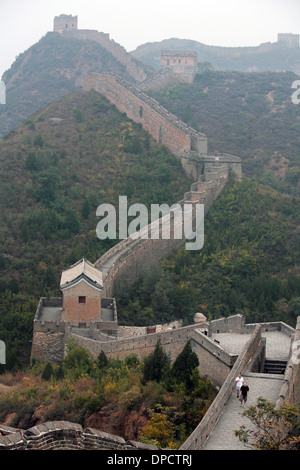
[149,70,300,195]
[0,31,149,139]
[118,178,300,328]
[0,89,191,369]
[1,69,300,372]
[132,38,300,74]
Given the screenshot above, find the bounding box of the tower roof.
[60,258,103,291]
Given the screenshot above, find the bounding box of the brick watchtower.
[160,51,198,68]
[53,14,78,33]
[60,258,103,327]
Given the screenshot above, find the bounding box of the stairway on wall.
[264,359,287,374]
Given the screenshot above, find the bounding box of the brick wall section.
[62,282,102,326]
[30,331,65,364]
[0,422,158,450]
[83,73,208,164]
[31,298,65,364]
[191,329,238,388]
[69,323,204,363]
[276,316,300,407]
[63,30,147,83]
[180,324,262,450]
[96,174,228,298]
[69,319,242,389]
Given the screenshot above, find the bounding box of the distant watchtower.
[277,33,300,48]
[160,51,198,84]
[53,14,78,33]
[160,51,198,69]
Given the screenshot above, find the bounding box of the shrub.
[41,362,54,381]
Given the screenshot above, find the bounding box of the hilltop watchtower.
[277,33,300,48]
[53,14,78,33]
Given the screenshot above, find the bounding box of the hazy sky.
[1,0,300,79]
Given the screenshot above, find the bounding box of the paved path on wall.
[200,372,284,450]
[201,330,291,450]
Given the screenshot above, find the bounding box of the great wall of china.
[0,16,299,450]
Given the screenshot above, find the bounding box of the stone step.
[264,359,287,374]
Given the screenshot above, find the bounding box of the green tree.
[96,350,109,369]
[142,339,170,384]
[234,398,300,450]
[26,152,38,171]
[55,364,64,380]
[63,345,93,378]
[41,362,54,380]
[171,341,199,389]
[139,413,175,448]
[81,198,90,219]
[34,134,44,148]
[288,297,300,317]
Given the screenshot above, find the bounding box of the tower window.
[78,296,86,304]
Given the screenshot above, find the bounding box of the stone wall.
[191,329,238,388]
[68,316,253,389]
[0,422,158,451]
[31,298,66,364]
[180,324,262,450]
[138,67,184,92]
[95,170,228,299]
[69,323,204,363]
[117,320,182,338]
[208,314,246,335]
[62,30,147,83]
[83,73,208,169]
[276,316,300,407]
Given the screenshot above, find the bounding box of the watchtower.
[160,51,198,69]
[53,14,78,33]
[277,33,300,48]
[60,258,103,327]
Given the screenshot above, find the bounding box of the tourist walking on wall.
[240,381,249,408]
[235,373,244,398]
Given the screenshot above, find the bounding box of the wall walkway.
[180,319,299,450]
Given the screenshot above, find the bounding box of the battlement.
[0,422,158,450]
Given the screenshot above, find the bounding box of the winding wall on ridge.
[84,73,208,179]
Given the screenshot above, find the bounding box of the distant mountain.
[0,31,149,139]
[131,38,300,74]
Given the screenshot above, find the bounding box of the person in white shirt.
[235,373,244,398]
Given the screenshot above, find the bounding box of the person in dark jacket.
[240,381,249,408]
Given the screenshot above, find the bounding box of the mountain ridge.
[131,37,300,74]
[0,31,150,139]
